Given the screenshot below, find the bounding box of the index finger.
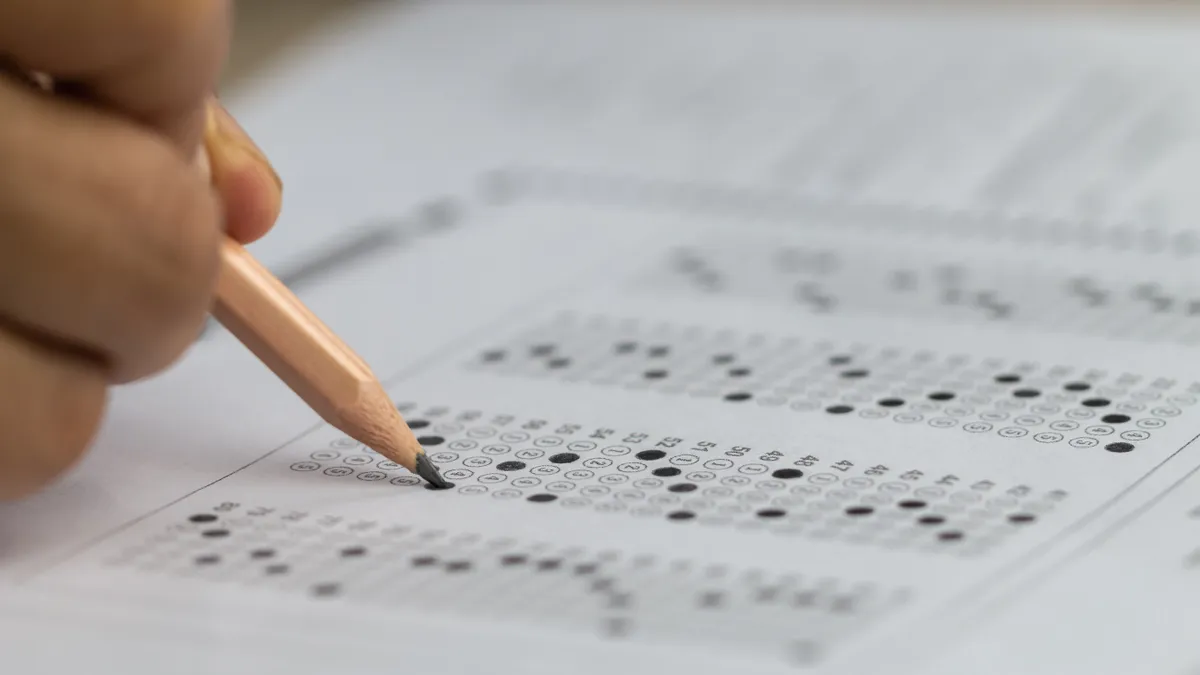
[0,0,231,151]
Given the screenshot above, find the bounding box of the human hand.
[0,0,284,500]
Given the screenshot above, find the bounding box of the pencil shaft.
[210,239,423,469]
[212,240,363,411]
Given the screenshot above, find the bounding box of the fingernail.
[204,100,283,194]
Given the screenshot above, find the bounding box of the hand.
[0,0,284,500]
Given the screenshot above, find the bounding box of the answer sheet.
[8,3,1200,674]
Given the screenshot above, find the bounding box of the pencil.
[210,239,450,488]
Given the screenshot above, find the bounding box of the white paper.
[7,3,1200,674]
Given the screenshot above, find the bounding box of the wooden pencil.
[211,238,450,488]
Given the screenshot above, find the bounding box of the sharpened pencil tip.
[415,452,452,489]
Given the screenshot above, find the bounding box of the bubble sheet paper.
[9,3,1200,675]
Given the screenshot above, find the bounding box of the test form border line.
[823,436,1200,675]
[980,428,1200,596]
[15,420,315,585]
[26,188,651,580]
[922,429,1200,639]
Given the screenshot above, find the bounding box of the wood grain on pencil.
[211,239,425,471]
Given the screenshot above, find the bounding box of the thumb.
[202,98,283,244]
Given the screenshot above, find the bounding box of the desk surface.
[223,0,1197,89]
